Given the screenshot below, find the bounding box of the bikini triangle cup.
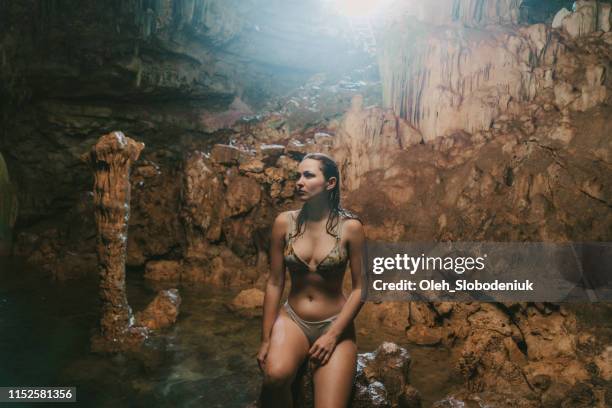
[284,210,348,273]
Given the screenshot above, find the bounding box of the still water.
[0,258,459,407]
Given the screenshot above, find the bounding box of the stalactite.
[379,8,566,141]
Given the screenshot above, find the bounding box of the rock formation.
[84,131,180,352]
[397,0,523,27]
[295,342,420,408]
[83,131,147,351]
[135,289,182,330]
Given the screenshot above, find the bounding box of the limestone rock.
[554,82,579,108]
[286,139,308,156]
[259,144,285,158]
[573,64,607,111]
[222,216,256,256]
[432,397,466,408]
[407,0,521,26]
[225,175,261,216]
[298,342,419,408]
[598,3,611,32]
[144,260,182,281]
[227,288,264,317]
[211,144,242,165]
[548,123,575,144]
[333,96,402,190]
[562,1,597,38]
[239,158,265,173]
[380,21,563,142]
[358,342,412,402]
[181,152,225,250]
[593,346,612,380]
[552,8,571,29]
[313,132,333,145]
[134,289,181,330]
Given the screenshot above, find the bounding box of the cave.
[1,0,611,407]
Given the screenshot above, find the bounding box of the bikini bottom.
[283,301,338,345]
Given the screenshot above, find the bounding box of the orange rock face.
[135,289,181,330]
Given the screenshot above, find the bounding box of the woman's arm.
[257,212,288,369]
[309,218,365,365]
[325,218,365,338]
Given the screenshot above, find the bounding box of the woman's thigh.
[312,336,357,408]
[264,309,310,382]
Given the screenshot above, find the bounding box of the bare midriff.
[287,268,347,321]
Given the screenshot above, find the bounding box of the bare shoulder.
[342,218,364,240]
[272,210,294,235]
[273,211,290,228]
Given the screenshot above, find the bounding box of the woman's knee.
[263,363,295,389]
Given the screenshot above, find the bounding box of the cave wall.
[0,0,610,275]
[0,2,610,405]
[379,0,612,142]
[0,0,370,229]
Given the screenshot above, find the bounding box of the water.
[0,257,460,407]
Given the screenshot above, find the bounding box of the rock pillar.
[83,131,146,351]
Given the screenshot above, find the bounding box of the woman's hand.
[308,332,338,366]
[257,340,271,371]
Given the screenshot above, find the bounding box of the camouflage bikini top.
[284,210,349,274]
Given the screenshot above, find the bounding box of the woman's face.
[295,159,335,202]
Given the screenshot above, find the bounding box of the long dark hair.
[291,153,360,239]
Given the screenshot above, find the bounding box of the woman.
[257,153,365,407]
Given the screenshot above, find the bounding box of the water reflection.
[0,257,461,407]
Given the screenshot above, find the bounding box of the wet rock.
[357,302,409,335]
[275,155,299,175]
[83,131,147,351]
[223,217,256,257]
[356,342,415,405]
[259,144,285,158]
[181,152,225,250]
[135,289,181,330]
[297,342,419,408]
[144,260,182,281]
[211,144,243,165]
[398,385,421,408]
[286,139,308,156]
[181,246,251,287]
[228,288,264,318]
[432,397,466,408]
[313,132,333,145]
[594,346,612,380]
[239,158,265,173]
[224,175,261,216]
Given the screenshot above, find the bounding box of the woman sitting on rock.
[258,152,365,407]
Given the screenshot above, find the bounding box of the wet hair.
[291,152,361,239]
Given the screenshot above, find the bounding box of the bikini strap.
[286,210,298,243]
[334,214,345,241]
